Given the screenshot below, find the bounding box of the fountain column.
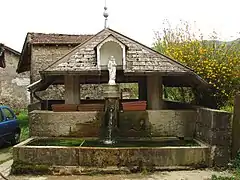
[101,56,120,144]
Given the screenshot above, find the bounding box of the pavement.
[0,159,13,178]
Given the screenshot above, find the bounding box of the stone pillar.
[64,75,80,104]
[147,75,163,110]
[138,77,147,101]
[232,93,240,158]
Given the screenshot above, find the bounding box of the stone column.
[147,75,163,110]
[138,77,147,101]
[232,92,240,158]
[64,75,80,104]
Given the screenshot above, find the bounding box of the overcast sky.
[0,0,239,52]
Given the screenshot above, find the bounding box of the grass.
[211,151,240,180]
[16,109,29,142]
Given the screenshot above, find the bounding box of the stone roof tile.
[42,28,189,74]
[28,33,93,44]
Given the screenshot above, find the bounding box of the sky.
[0,0,239,52]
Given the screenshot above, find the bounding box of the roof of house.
[16,32,93,73]
[0,43,20,68]
[27,33,93,44]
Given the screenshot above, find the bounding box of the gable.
[96,34,127,69]
[42,28,191,74]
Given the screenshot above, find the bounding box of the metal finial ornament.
[103,0,109,28]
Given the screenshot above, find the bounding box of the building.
[0,44,30,108]
[16,28,232,167]
[22,28,207,111]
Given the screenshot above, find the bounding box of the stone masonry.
[0,48,30,109]
[195,107,232,167]
[232,93,240,158]
[29,110,196,138]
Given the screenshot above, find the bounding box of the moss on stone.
[11,160,50,175]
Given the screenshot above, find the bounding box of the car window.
[2,108,14,120]
[0,111,3,122]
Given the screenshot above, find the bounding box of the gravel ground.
[8,170,233,180]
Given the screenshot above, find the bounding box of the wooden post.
[64,75,80,104]
[138,77,147,101]
[147,75,163,110]
[232,92,240,158]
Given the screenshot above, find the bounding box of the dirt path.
[0,147,12,164]
[8,170,233,180]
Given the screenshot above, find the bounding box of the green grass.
[16,109,29,142]
[211,151,240,180]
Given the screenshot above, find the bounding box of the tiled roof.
[28,33,93,44]
[43,28,189,74]
[17,33,93,73]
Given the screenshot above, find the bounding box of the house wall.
[31,45,71,102]
[29,110,197,138]
[31,45,74,82]
[0,51,30,109]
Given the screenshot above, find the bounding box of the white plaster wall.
[100,41,123,66]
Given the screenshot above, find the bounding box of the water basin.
[28,138,199,147]
[13,137,210,174]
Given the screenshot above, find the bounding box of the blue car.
[0,106,21,146]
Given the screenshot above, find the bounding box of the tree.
[154,20,240,108]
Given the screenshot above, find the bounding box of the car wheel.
[11,131,20,145]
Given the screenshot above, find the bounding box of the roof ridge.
[0,43,20,55]
[28,32,93,36]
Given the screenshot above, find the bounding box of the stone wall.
[0,50,30,109]
[232,93,240,158]
[31,45,74,82]
[29,110,197,138]
[13,138,209,169]
[195,107,232,167]
[31,45,72,102]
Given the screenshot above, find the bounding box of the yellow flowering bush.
[154,20,240,108]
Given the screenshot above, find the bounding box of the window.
[2,108,14,120]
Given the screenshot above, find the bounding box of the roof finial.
[103,0,109,28]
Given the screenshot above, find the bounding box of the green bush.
[154,20,240,108]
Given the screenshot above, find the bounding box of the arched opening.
[99,41,123,67]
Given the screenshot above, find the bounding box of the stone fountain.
[11,58,211,175]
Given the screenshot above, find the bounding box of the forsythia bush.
[154,21,240,108]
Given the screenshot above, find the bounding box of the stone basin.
[12,137,210,175]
